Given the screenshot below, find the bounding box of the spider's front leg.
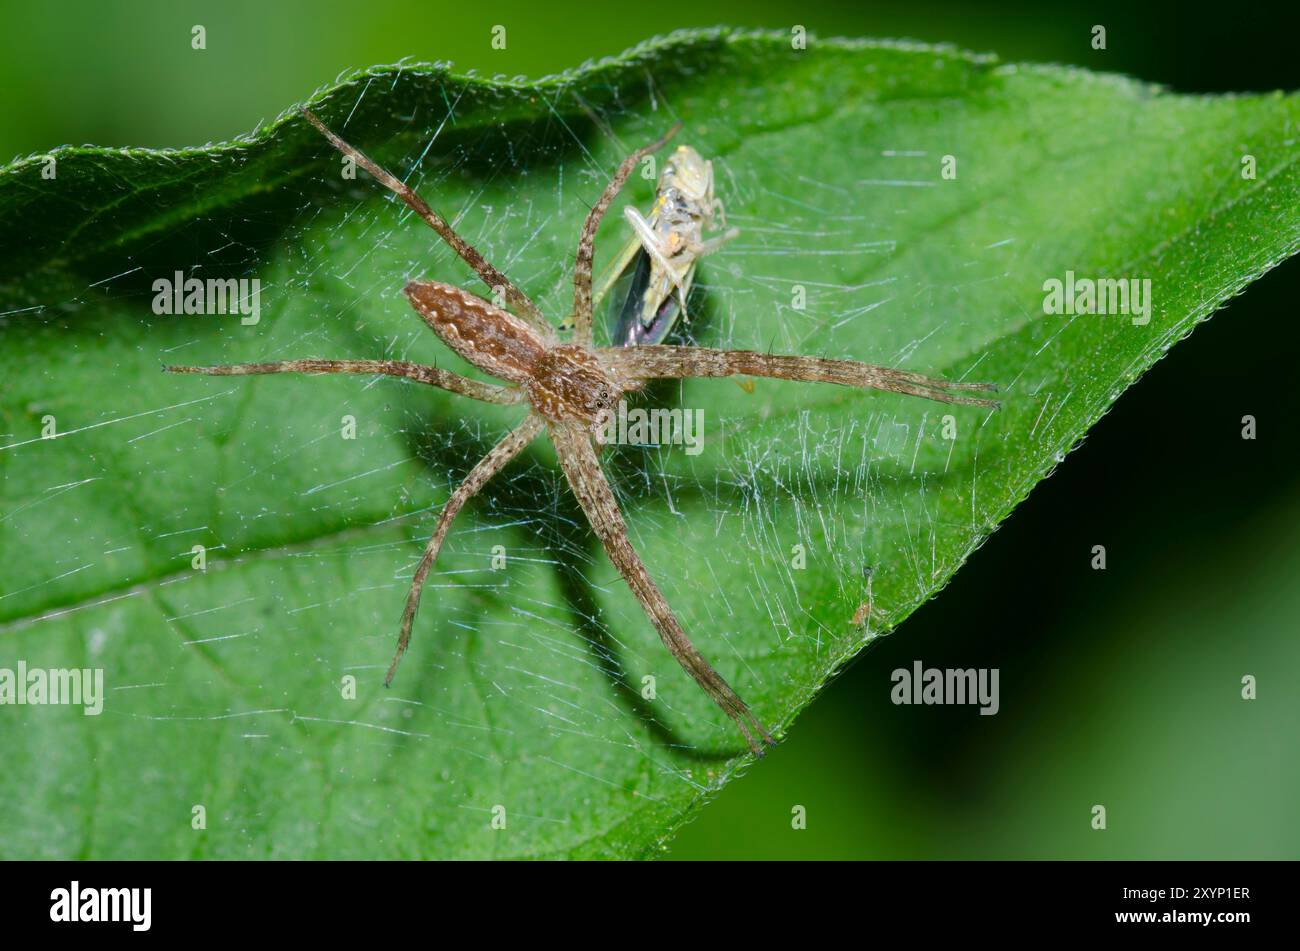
[600,346,1001,408]
[386,413,545,685]
[548,418,774,755]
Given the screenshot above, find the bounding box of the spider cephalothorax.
[167,110,998,755]
[526,345,622,424]
[406,279,622,423]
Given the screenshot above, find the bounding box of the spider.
[166,109,999,755]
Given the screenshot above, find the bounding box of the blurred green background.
[3,1,1295,859]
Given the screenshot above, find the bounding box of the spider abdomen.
[404,280,545,384]
[527,345,620,424]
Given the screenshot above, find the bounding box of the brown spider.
[166,109,999,755]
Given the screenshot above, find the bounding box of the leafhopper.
[595,144,739,346]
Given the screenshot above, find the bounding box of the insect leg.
[622,205,694,321]
[687,226,740,257]
[623,207,680,284]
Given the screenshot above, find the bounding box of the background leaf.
[2,29,1298,858]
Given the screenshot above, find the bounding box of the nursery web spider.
[167,110,999,755]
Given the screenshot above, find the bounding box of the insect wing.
[609,246,697,346]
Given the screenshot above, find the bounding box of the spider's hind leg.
[569,123,682,348]
[301,109,549,337]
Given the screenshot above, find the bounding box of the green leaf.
[2,28,1298,859]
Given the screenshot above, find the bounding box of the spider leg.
[599,346,1001,408]
[548,419,775,755]
[570,123,682,349]
[386,413,545,686]
[301,109,550,337]
[165,359,523,405]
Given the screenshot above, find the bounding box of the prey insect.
[166,110,999,755]
[597,144,737,347]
